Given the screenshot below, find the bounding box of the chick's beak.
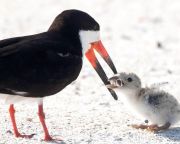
[106,84,118,89]
[106,79,124,89]
[85,40,118,100]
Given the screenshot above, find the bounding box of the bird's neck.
[116,88,141,103]
[122,88,140,96]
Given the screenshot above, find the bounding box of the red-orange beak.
[85,40,118,100]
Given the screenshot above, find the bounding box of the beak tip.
[113,95,118,100]
[109,89,118,100]
[86,42,118,100]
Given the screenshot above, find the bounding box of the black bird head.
[49,9,118,100]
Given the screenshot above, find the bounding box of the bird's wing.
[146,92,164,106]
[0,33,72,57]
[144,90,178,109]
[0,33,82,97]
[0,34,39,57]
[0,35,31,48]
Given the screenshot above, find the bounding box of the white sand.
[0,0,180,143]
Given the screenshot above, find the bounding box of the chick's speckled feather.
[138,88,180,125]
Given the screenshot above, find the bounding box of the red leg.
[9,104,34,138]
[38,104,53,141]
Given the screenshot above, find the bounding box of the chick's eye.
[127,77,132,82]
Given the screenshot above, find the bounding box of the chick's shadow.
[48,141,66,144]
[156,127,180,141]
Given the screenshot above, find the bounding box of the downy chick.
[107,72,180,132]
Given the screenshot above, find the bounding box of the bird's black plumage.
[0,9,99,98]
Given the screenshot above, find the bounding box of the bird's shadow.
[46,140,66,144]
[156,127,180,141]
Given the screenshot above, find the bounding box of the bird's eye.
[127,77,133,82]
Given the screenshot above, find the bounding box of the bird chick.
[107,72,180,132]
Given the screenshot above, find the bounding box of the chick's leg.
[130,124,149,129]
[147,122,171,132]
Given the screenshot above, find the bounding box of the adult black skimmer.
[0,9,117,141]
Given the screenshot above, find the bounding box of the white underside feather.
[0,94,43,104]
